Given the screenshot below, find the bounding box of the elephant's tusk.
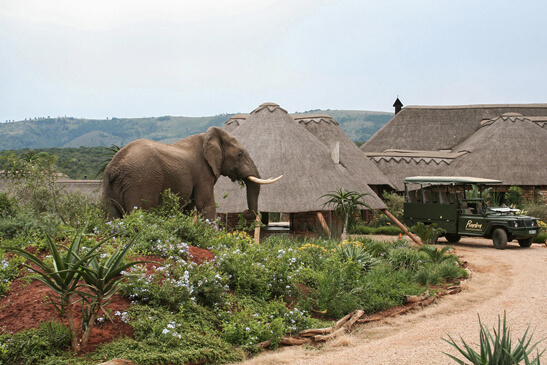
[247,175,283,184]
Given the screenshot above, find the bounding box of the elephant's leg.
[194,187,216,221]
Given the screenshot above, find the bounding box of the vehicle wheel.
[492,228,508,249]
[445,234,461,243]
[518,237,533,248]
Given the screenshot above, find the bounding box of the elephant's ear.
[203,127,224,178]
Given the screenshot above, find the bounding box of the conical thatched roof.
[293,114,395,189]
[223,114,249,133]
[215,103,386,213]
[444,113,547,185]
[361,104,547,153]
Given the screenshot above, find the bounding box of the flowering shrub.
[220,297,313,348]
[0,254,23,297]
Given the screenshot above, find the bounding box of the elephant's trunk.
[243,179,260,220]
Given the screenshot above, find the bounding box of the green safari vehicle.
[402,176,539,249]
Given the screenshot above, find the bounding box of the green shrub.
[382,191,405,220]
[522,202,547,222]
[0,253,23,297]
[388,247,428,272]
[96,305,244,365]
[0,321,71,365]
[505,186,523,208]
[411,222,445,245]
[0,192,14,218]
[533,232,547,244]
[352,225,403,235]
[220,297,313,349]
[414,265,443,285]
[362,266,423,313]
[436,260,468,281]
[418,245,458,264]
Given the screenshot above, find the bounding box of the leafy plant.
[382,191,405,220]
[321,189,372,242]
[444,312,544,364]
[418,245,456,264]
[335,240,380,272]
[0,321,72,365]
[505,186,523,208]
[411,222,445,245]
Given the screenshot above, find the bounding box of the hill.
[0,110,392,151]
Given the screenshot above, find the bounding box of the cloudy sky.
[1,0,546,122]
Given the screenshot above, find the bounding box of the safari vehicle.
[402,176,539,249]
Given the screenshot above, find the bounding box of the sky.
[2,0,547,122]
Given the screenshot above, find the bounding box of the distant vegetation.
[0,146,110,180]
[0,110,392,151]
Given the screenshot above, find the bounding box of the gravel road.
[240,237,547,365]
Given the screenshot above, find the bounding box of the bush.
[0,321,71,365]
[382,191,405,220]
[522,202,547,222]
[96,305,245,365]
[352,225,403,235]
[533,232,547,244]
[505,186,523,208]
[362,266,423,313]
[411,222,445,245]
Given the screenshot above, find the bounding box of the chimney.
[393,97,403,114]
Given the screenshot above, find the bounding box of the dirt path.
[239,238,547,365]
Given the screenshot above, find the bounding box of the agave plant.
[443,312,544,364]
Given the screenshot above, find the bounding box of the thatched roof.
[444,114,547,185]
[365,150,466,191]
[362,104,547,190]
[223,114,249,133]
[294,114,395,189]
[215,103,386,213]
[361,104,547,153]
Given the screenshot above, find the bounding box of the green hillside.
[0,110,392,151]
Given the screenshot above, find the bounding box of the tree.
[320,189,371,242]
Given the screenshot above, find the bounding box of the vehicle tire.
[518,237,533,248]
[492,228,508,249]
[445,233,461,243]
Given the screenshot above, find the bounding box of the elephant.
[102,126,281,220]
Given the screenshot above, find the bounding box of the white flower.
[162,328,170,334]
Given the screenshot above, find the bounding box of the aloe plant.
[77,237,154,349]
[3,232,151,352]
[444,312,544,364]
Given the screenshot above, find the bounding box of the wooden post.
[316,211,331,236]
[254,214,261,244]
[381,209,423,246]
